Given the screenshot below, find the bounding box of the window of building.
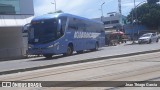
[111,20,119,24]
[0,0,20,14]
[103,21,110,25]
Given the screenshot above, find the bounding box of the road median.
[0,49,160,75]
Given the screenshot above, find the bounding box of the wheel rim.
[44,54,52,58]
[67,47,72,55]
[95,43,99,50]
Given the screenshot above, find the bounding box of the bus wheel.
[91,42,99,51]
[43,54,52,58]
[65,46,73,56]
[95,42,99,51]
[77,50,83,54]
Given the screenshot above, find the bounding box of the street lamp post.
[135,1,146,37]
[51,0,57,12]
[131,0,135,43]
[134,0,137,22]
[135,1,146,20]
[100,2,105,21]
[132,0,147,43]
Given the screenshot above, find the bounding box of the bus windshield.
[29,19,58,44]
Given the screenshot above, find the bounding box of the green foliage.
[147,0,159,4]
[127,3,160,29]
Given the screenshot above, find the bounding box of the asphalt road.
[0,42,160,74]
[0,50,160,90]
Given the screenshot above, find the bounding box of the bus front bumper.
[27,48,56,55]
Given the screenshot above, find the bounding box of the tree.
[147,0,159,4]
[127,3,160,30]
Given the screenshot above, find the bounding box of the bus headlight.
[48,43,59,48]
[48,45,54,48]
[28,45,33,49]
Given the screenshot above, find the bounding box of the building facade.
[0,0,34,59]
[93,12,127,33]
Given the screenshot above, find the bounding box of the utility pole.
[100,2,105,21]
[51,0,57,12]
[134,0,136,22]
[131,0,136,44]
[118,0,121,14]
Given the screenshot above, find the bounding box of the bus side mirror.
[22,23,30,33]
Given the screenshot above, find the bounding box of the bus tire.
[95,42,99,51]
[65,45,73,56]
[43,54,52,58]
[91,42,99,51]
[77,50,83,54]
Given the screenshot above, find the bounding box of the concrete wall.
[0,27,27,59]
[0,15,33,27]
[0,0,34,60]
[124,24,147,35]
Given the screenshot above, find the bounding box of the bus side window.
[68,18,78,30]
[77,19,86,31]
[82,23,86,31]
[68,25,78,30]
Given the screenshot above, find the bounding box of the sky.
[34,0,147,19]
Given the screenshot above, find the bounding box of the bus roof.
[32,13,103,24]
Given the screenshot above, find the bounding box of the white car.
[138,33,159,44]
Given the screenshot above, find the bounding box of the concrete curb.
[0,49,160,75]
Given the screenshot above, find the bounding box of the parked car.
[138,33,159,44]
